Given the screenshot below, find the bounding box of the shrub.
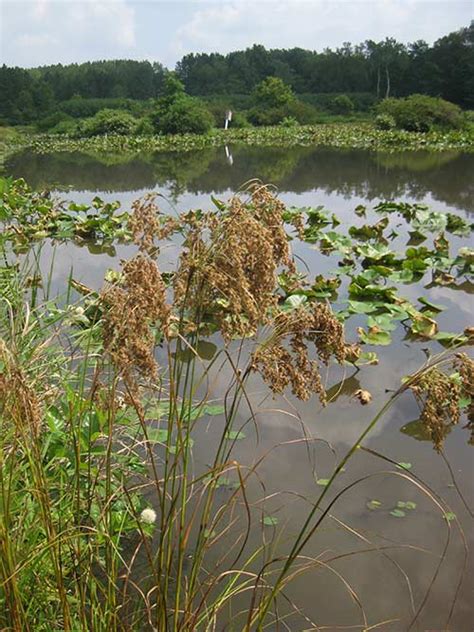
[377,95,464,132]
[151,98,214,135]
[79,109,137,137]
[150,75,214,135]
[279,116,299,128]
[135,116,154,136]
[252,77,294,109]
[36,111,73,132]
[49,119,79,135]
[248,99,317,126]
[375,113,396,130]
[329,94,354,115]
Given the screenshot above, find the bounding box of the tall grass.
[0,183,470,630]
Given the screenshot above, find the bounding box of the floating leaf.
[358,326,392,346]
[397,462,412,470]
[263,516,279,526]
[316,478,330,486]
[366,499,382,510]
[390,508,406,518]
[443,512,456,522]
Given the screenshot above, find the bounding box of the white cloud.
[1,0,137,66]
[169,0,472,63]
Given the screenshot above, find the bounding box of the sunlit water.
[5,145,474,630]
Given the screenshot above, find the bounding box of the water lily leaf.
[263,516,279,526]
[355,204,366,217]
[417,296,446,312]
[410,313,438,339]
[367,314,397,331]
[366,499,382,510]
[283,294,308,310]
[397,500,416,510]
[348,300,380,314]
[354,351,379,366]
[390,508,406,518]
[446,213,472,236]
[358,327,392,346]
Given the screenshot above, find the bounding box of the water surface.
[6,145,474,630]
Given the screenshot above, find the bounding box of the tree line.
[1,21,472,125]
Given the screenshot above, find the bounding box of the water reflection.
[6,146,474,212]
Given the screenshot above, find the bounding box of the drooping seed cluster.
[100,255,170,383]
[251,303,352,404]
[128,193,178,254]
[174,185,295,341]
[410,367,461,452]
[0,349,42,437]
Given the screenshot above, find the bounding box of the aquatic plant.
[1,181,472,630]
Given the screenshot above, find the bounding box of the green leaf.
[316,478,330,486]
[358,327,392,346]
[263,516,279,526]
[397,462,412,470]
[390,508,406,518]
[224,430,246,440]
[418,296,446,312]
[443,512,456,522]
[366,499,382,510]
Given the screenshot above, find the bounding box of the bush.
[49,119,79,135]
[36,111,73,132]
[150,75,214,135]
[299,92,376,112]
[79,109,137,137]
[151,98,214,135]
[59,97,142,119]
[375,113,396,130]
[377,95,464,132]
[135,117,155,136]
[279,116,299,128]
[248,99,317,126]
[329,94,354,115]
[252,77,294,109]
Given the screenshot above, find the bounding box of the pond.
[4,145,474,630]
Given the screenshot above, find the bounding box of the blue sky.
[1,0,472,69]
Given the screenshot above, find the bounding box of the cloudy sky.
[1,0,472,69]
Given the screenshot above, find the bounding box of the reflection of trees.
[6,146,473,213]
[6,151,157,192]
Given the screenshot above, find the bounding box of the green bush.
[49,119,79,135]
[78,109,138,137]
[59,97,142,119]
[150,75,214,135]
[377,95,464,132]
[279,116,299,128]
[252,77,294,109]
[375,113,396,130]
[135,116,155,136]
[151,98,214,135]
[329,94,354,115]
[36,111,73,132]
[248,99,317,126]
[299,92,377,112]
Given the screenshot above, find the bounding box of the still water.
[6,145,474,630]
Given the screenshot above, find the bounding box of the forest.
[1,21,473,125]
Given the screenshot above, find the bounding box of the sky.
[1,0,472,69]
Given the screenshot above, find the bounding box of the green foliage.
[377,94,464,132]
[280,116,299,128]
[253,77,294,109]
[375,113,396,130]
[36,111,73,132]
[79,108,138,137]
[329,94,355,114]
[150,75,214,135]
